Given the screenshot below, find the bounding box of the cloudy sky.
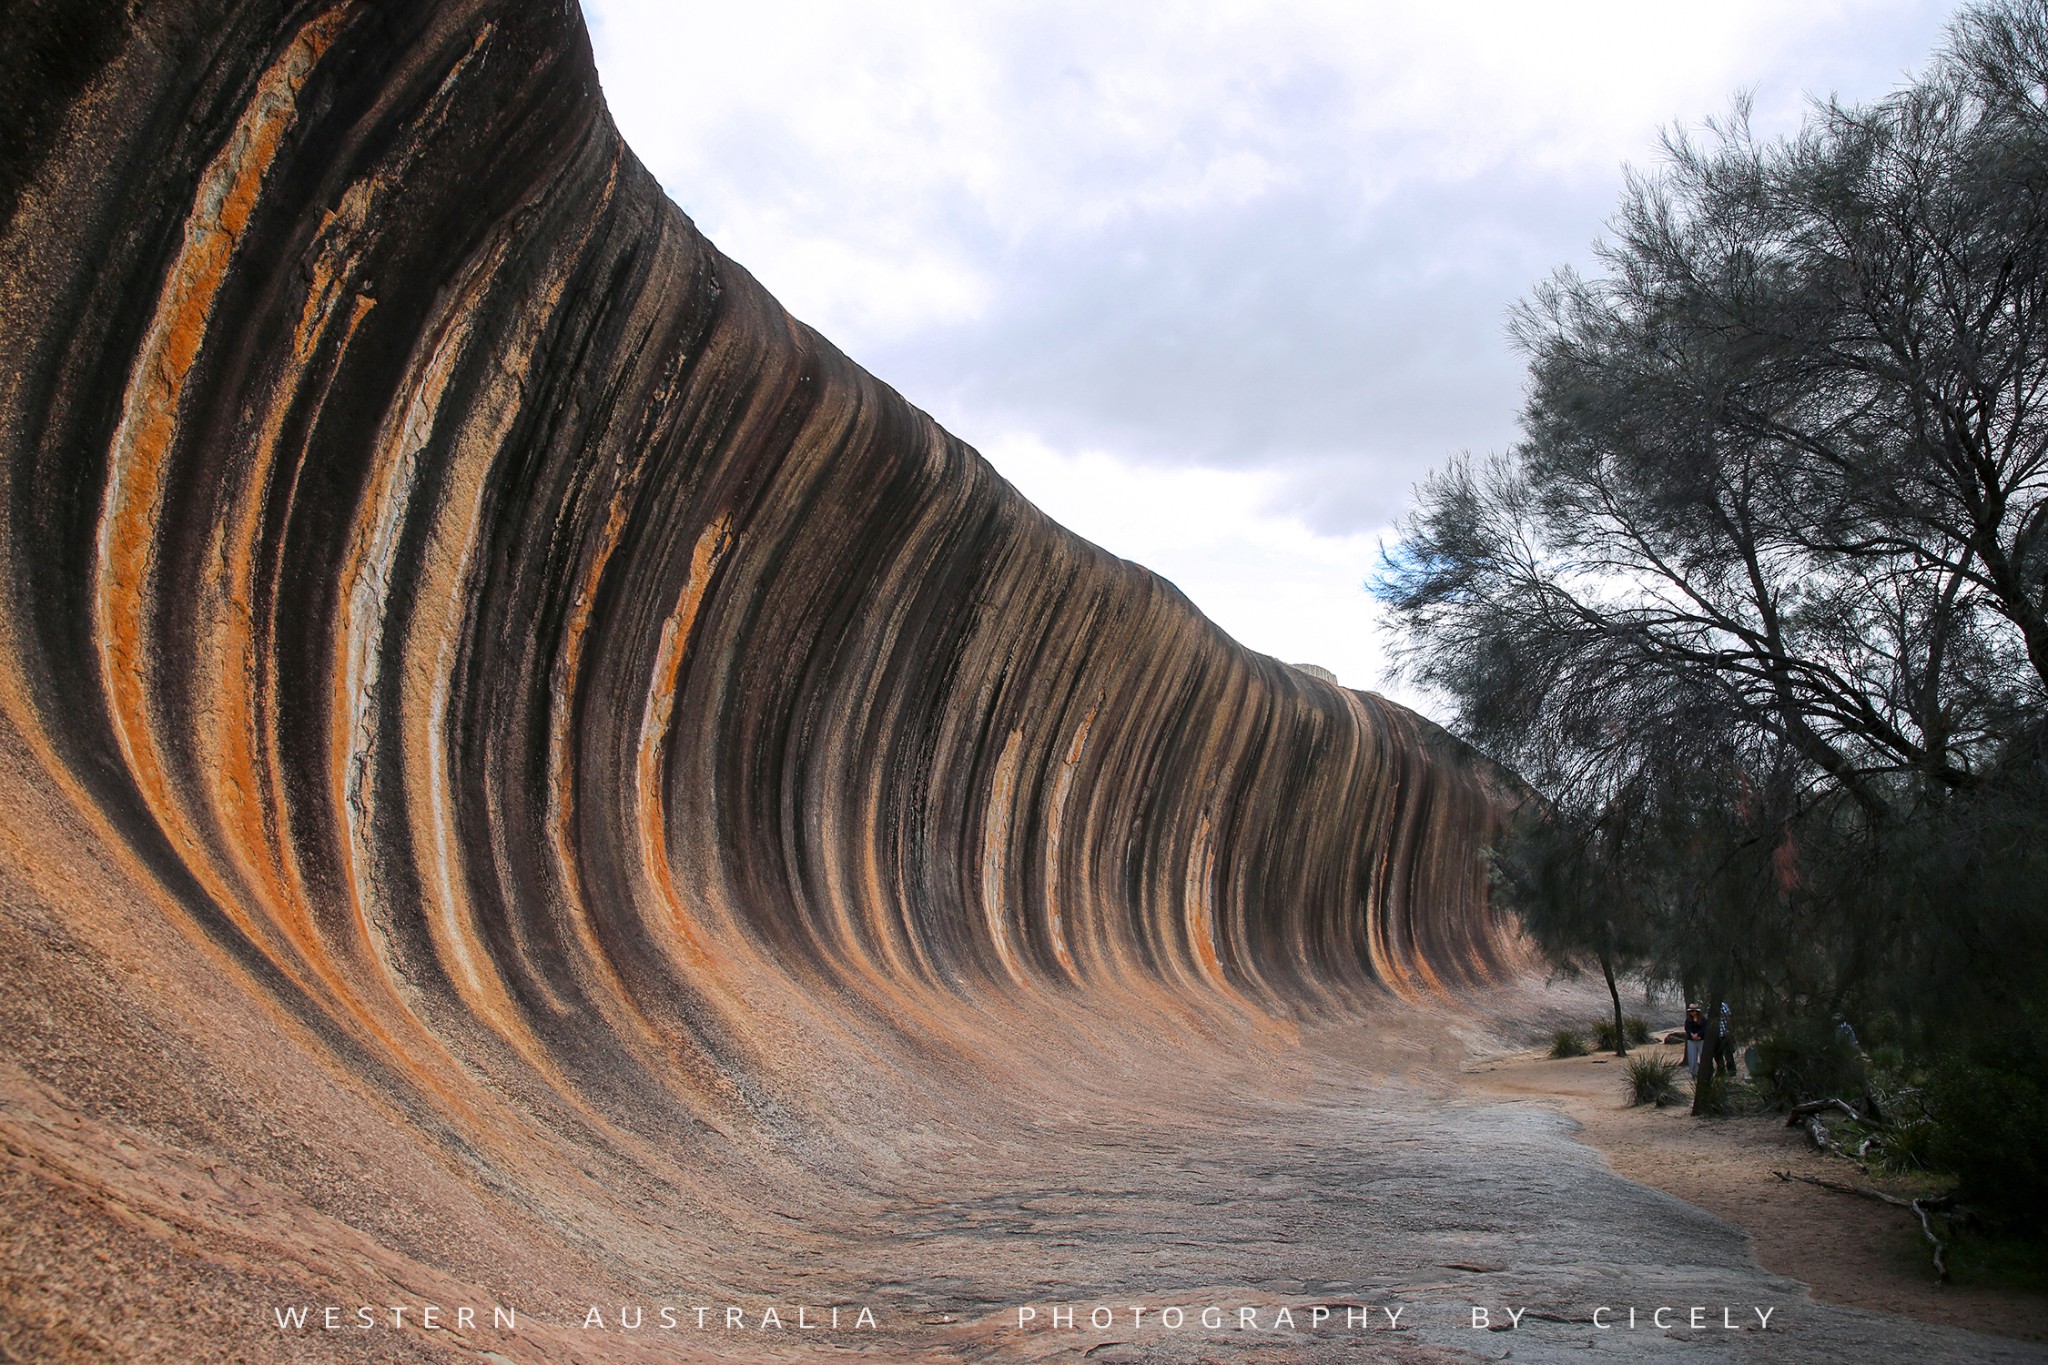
[583,0,1961,712]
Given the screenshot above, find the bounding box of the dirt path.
[1462,1038,2048,1346]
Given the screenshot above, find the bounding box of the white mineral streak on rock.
[91,8,353,956]
[980,725,1027,985]
[1042,710,1093,977]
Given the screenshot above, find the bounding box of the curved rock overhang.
[0,0,1530,1345]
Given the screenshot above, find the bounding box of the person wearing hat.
[1682,1005,1706,1076]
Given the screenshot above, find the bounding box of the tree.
[1490,804,1651,1057]
[1377,0,2048,1056]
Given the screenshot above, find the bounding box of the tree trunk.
[1600,948,1628,1057]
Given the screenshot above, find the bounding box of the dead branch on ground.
[1771,1170,1952,1281]
[1786,1098,1864,1124]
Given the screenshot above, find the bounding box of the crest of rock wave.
[0,2,1532,1359]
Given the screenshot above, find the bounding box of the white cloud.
[982,432,1423,705]
[584,0,1964,710]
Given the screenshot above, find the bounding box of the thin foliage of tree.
[1378,0,2048,1049]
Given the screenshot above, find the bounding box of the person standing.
[1712,1001,1737,1077]
[1683,1005,1706,1076]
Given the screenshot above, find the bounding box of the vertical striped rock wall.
[0,0,1527,1354]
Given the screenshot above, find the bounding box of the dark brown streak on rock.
[0,0,1538,1354]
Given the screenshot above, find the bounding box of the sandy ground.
[1462,1036,2048,1345]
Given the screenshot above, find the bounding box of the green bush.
[1751,1023,1867,1110]
[1550,1028,1590,1058]
[1858,1066,1935,1172]
[1626,1054,1684,1107]
[1873,1114,1937,1173]
[1925,1037,2048,1231]
[1626,1016,1653,1046]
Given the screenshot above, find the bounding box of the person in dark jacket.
[1682,1005,1706,1076]
[1711,1001,1737,1076]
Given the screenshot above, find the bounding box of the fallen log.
[1912,1199,1949,1281]
[1802,1114,1846,1157]
[1773,1170,1910,1206]
[1786,1098,1863,1125]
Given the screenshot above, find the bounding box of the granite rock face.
[0,1,1526,1357]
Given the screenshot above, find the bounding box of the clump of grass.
[1550,1027,1590,1058]
[1873,1115,1937,1172]
[1592,1017,1652,1051]
[1625,1054,1683,1107]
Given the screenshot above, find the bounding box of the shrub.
[1550,1028,1590,1058]
[1626,1016,1653,1045]
[1751,1023,1867,1110]
[1859,1066,1935,1172]
[1626,1054,1684,1107]
[1925,1037,2048,1231]
[1873,1114,1937,1173]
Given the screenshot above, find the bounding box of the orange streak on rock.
[637,517,733,969]
[91,8,354,974]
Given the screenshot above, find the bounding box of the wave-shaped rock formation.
[0,1,1525,1358]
